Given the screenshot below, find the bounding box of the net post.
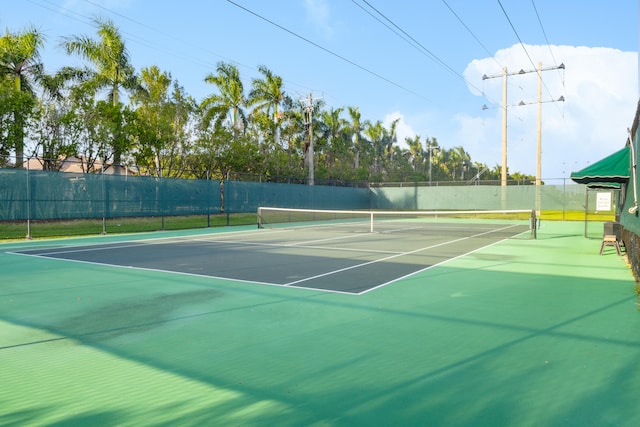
[257,207,262,229]
[370,212,374,233]
[25,162,32,240]
[530,209,537,239]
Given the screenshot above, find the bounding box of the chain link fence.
[0,159,613,240]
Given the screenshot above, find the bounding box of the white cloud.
[462,44,638,180]
[383,112,416,148]
[379,44,637,181]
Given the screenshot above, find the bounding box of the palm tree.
[32,71,79,171]
[364,120,385,175]
[425,137,440,183]
[276,96,307,174]
[450,146,471,180]
[0,26,45,167]
[405,134,424,173]
[60,17,140,169]
[131,66,177,176]
[385,118,400,162]
[319,107,347,169]
[347,106,363,169]
[248,65,285,146]
[201,62,247,139]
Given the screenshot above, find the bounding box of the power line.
[351,1,422,56]
[28,0,224,73]
[28,0,325,102]
[356,0,448,71]
[353,0,493,103]
[496,0,564,116]
[433,0,530,116]
[530,0,560,68]
[530,0,565,114]
[226,0,431,102]
[440,0,504,70]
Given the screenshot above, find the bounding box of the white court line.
[178,237,402,255]
[159,227,405,254]
[9,222,527,296]
[8,227,401,258]
[7,250,360,296]
[358,225,531,295]
[3,226,268,255]
[6,226,291,257]
[283,224,524,287]
[9,252,283,287]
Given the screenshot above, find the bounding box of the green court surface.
[1,221,639,426]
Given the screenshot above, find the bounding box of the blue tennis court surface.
[11,222,530,294]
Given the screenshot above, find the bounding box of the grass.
[539,210,615,221]
[0,213,257,241]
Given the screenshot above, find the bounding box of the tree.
[318,107,348,173]
[425,137,441,182]
[67,91,112,173]
[363,118,399,179]
[0,78,35,166]
[449,146,471,180]
[60,83,136,174]
[276,96,307,176]
[0,26,45,167]
[347,106,364,170]
[60,17,140,169]
[190,125,261,179]
[364,120,385,177]
[28,73,79,171]
[131,66,196,177]
[248,65,285,147]
[405,134,424,174]
[201,62,247,139]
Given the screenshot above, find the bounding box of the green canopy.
[582,182,622,189]
[570,146,630,186]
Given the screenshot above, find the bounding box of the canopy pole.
[628,129,638,214]
[584,190,589,238]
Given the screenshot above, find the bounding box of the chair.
[599,222,623,255]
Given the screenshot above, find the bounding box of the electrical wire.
[353,0,494,104]
[530,0,565,117]
[437,0,524,110]
[496,0,564,116]
[26,0,320,99]
[226,0,431,102]
[530,0,560,69]
[440,0,504,71]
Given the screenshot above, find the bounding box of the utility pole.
[301,93,316,186]
[425,138,439,186]
[482,63,565,190]
[501,67,507,187]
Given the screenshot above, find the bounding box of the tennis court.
[9,210,532,295]
[1,216,639,426]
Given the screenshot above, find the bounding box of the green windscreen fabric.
[0,169,221,220]
[570,146,630,185]
[370,184,587,212]
[621,131,640,235]
[223,180,371,213]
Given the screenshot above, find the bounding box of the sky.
[2,0,638,181]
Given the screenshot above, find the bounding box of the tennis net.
[257,207,537,238]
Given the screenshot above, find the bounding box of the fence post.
[207,169,211,228]
[26,159,32,240]
[101,163,107,235]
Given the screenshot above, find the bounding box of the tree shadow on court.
[2,238,640,425]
